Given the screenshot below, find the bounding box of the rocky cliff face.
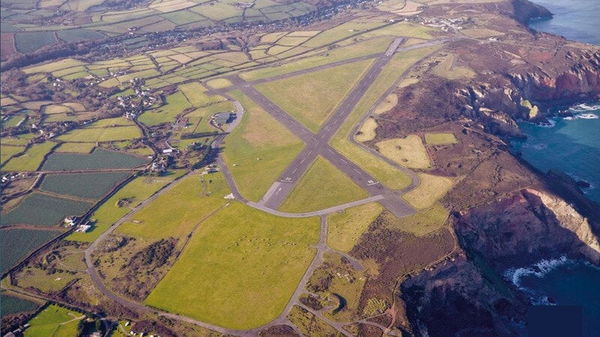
[456,189,600,266]
[401,188,599,337]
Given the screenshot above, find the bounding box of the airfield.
[0,2,482,336]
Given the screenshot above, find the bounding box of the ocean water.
[505,258,600,337]
[529,0,600,45]
[512,102,600,202]
[509,3,600,336]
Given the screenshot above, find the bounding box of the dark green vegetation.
[0,228,60,274]
[41,149,147,171]
[39,172,131,199]
[0,193,92,227]
[0,293,40,318]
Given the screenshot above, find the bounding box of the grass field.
[280,156,368,213]
[381,202,448,236]
[56,142,95,153]
[256,60,372,133]
[58,125,141,142]
[0,145,25,164]
[424,132,458,145]
[41,149,147,171]
[39,172,131,199]
[24,304,83,337]
[67,171,184,242]
[0,193,93,227]
[0,229,61,275]
[355,117,378,142]
[403,173,454,209]
[373,93,397,115]
[117,172,229,240]
[15,32,57,53]
[1,142,56,172]
[223,91,304,202]
[145,201,319,329]
[375,135,431,169]
[431,54,475,80]
[327,202,383,252]
[139,91,191,126]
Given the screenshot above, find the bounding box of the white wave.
[504,256,571,288]
[569,103,600,112]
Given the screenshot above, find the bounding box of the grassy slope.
[145,202,319,330]
[255,59,373,133]
[279,156,368,213]
[223,91,304,202]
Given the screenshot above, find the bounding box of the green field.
[0,293,40,318]
[0,228,61,275]
[24,304,83,337]
[58,125,141,142]
[1,142,56,172]
[0,193,93,227]
[403,173,454,209]
[0,145,25,164]
[241,36,392,81]
[382,202,448,236]
[41,149,147,171]
[375,135,431,169]
[139,91,191,126]
[39,172,131,199]
[145,201,319,329]
[280,156,368,212]
[67,171,185,242]
[327,202,383,252]
[117,172,229,240]
[256,60,372,133]
[56,142,96,153]
[15,32,57,53]
[223,91,304,202]
[424,132,458,145]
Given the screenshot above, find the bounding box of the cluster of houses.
[420,16,467,32]
[64,216,92,232]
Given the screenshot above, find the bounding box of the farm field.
[0,293,40,318]
[0,192,93,227]
[223,91,304,202]
[145,201,320,330]
[279,156,368,213]
[1,142,56,172]
[255,60,373,133]
[403,173,454,209]
[41,149,147,171]
[327,202,383,252]
[23,304,83,337]
[138,91,191,126]
[0,228,61,275]
[117,172,229,240]
[57,125,141,142]
[55,142,96,153]
[67,171,185,242]
[39,172,131,199]
[375,135,431,169]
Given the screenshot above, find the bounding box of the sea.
[506,2,600,336]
